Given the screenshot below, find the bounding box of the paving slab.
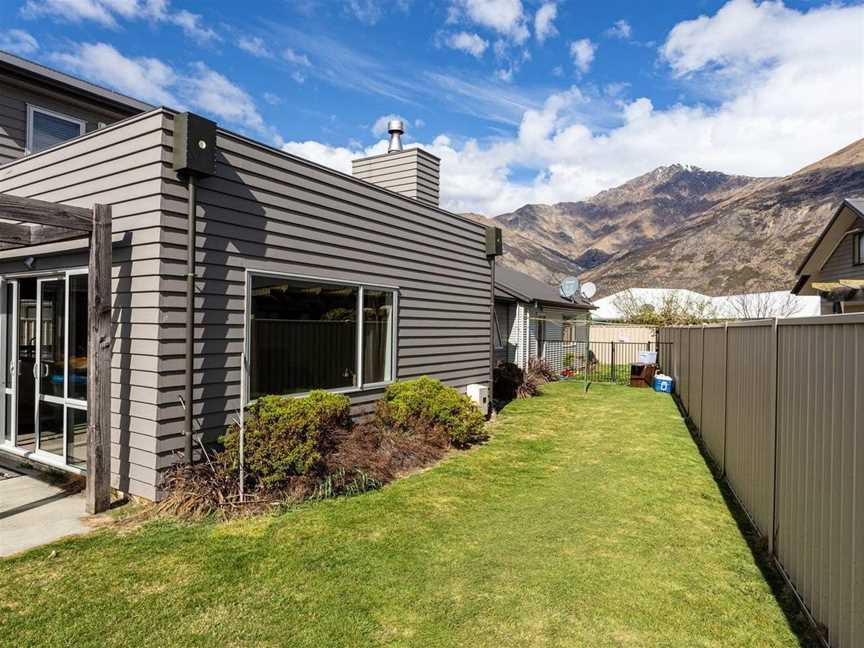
[0,463,93,557]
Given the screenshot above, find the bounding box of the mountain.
[583,138,864,296]
[472,138,864,297]
[476,165,768,282]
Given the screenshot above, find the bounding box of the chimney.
[352,119,440,207]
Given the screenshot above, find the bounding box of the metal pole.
[239,351,245,502]
[184,174,197,464]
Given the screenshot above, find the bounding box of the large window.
[854,232,863,266]
[248,274,396,398]
[27,105,85,154]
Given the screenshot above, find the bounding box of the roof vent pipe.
[387,119,404,153]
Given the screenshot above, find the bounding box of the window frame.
[26,104,86,155]
[853,232,864,266]
[243,270,399,402]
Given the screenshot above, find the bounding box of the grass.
[0,383,817,647]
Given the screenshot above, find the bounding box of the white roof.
[594,288,821,321]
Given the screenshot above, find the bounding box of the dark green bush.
[376,376,487,447]
[222,391,351,489]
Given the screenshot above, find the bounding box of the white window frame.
[244,270,399,402]
[26,104,86,155]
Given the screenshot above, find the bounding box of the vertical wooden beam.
[86,203,112,514]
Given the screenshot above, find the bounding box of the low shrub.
[516,372,541,399]
[221,390,351,489]
[376,376,487,447]
[493,361,524,402]
[527,357,558,384]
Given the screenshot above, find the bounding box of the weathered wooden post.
[86,203,112,514]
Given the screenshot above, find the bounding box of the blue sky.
[1,0,863,214]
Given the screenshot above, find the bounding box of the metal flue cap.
[387,119,404,153]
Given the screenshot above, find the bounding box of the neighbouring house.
[594,287,821,321]
[494,265,594,372]
[792,198,864,314]
[0,52,500,500]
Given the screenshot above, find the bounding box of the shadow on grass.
[671,395,826,648]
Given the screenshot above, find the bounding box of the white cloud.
[51,42,276,139]
[21,0,218,42]
[186,62,265,132]
[534,3,557,43]
[0,29,39,55]
[442,31,489,57]
[569,39,595,74]
[52,42,179,106]
[449,0,529,44]
[238,36,272,58]
[605,19,631,39]
[282,47,311,67]
[277,1,864,217]
[344,0,382,25]
[263,92,282,105]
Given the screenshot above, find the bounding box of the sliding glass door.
[0,271,88,470]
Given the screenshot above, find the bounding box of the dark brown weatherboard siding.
[0,110,170,499]
[155,111,492,465]
[0,67,136,164]
[0,108,492,498]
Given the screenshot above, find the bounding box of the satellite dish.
[581,282,597,300]
[559,276,581,300]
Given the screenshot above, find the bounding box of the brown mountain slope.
[485,165,768,280]
[582,138,864,296]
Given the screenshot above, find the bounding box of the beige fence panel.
[679,328,691,408]
[663,313,864,648]
[688,328,704,430]
[700,326,727,472]
[590,325,656,344]
[724,321,775,536]
[774,317,864,648]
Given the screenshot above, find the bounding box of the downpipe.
[184,174,197,464]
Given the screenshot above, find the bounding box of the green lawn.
[1,383,816,647]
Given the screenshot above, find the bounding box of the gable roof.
[495,264,594,310]
[0,50,153,114]
[793,198,864,294]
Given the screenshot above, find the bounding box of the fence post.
[610,341,616,383]
[767,317,779,554]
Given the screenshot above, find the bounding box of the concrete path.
[0,463,93,557]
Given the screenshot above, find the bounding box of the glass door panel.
[36,277,65,457]
[37,400,64,456]
[39,278,65,399]
[66,407,87,468]
[68,274,88,401]
[0,280,14,445]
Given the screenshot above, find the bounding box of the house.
[0,52,500,501]
[792,198,864,314]
[494,265,593,372]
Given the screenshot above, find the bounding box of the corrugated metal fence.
[659,315,864,648]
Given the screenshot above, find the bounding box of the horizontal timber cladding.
[0,109,171,500]
[150,112,492,480]
[664,314,864,648]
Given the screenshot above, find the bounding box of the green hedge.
[222,391,351,489]
[376,376,487,447]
